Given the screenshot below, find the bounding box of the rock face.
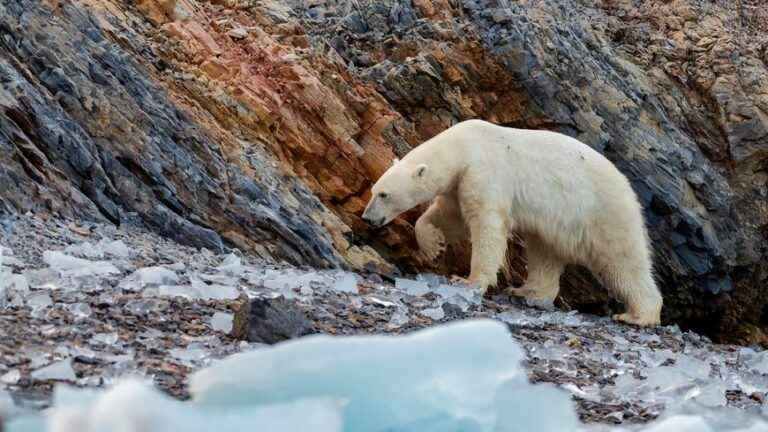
[0,0,766,343]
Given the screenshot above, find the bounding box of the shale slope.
[0,0,766,343]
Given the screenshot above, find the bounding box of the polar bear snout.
[362,199,388,227]
[362,212,386,227]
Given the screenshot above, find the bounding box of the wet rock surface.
[0,0,766,342]
[2,214,768,426]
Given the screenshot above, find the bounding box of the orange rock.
[341,197,367,214]
[136,0,171,25]
[412,0,453,20]
[184,21,222,56]
[201,58,231,80]
[136,0,195,24]
[162,21,190,39]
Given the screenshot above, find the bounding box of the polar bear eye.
[378,193,389,199]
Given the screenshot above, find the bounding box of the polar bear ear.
[414,164,428,179]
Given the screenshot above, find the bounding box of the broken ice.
[156,277,239,301]
[171,344,209,367]
[217,254,245,277]
[121,266,179,290]
[66,303,92,320]
[388,307,409,328]
[7,319,768,432]
[91,333,119,346]
[190,320,536,430]
[31,358,76,382]
[1,369,20,385]
[64,239,130,259]
[421,307,445,321]
[210,312,233,333]
[26,292,53,313]
[43,251,119,277]
[395,278,430,296]
[332,272,358,293]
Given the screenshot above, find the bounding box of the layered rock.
[0,0,766,343]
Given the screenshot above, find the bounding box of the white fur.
[362,119,663,326]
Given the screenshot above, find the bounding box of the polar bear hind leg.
[604,268,662,326]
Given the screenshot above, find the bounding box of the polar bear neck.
[405,136,468,196]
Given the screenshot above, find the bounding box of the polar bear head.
[362,159,433,227]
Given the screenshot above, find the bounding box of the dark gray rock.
[244,297,316,345]
[0,0,343,268]
[294,0,768,343]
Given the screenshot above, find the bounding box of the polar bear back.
[425,120,645,252]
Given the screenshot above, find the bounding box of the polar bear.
[362,119,662,326]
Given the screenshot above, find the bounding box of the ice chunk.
[435,284,480,305]
[1,369,20,385]
[693,383,728,407]
[32,379,345,432]
[124,266,179,289]
[32,358,77,382]
[541,310,586,327]
[170,345,209,366]
[331,272,358,293]
[26,292,53,312]
[65,239,130,259]
[190,320,530,431]
[0,251,28,308]
[92,333,119,346]
[0,246,23,268]
[0,389,15,425]
[497,309,538,327]
[156,276,239,301]
[388,307,409,328]
[102,240,130,258]
[26,268,59,290]
[210,312,233,333]
[745,350,768,375]
[43,251,119,277]
[0,273,28,294]
[641,415,712,432]
[198,272,239,286]
[494,382,579,432]
[125,299,165,315]
[254,269,330,298]
[395,278,430,296]
[525,297,556,311]
[0,246,9,266]
[157,284,189,299]
[443,294,473,312]
[66,303,93,320]
[217,254,245,277]
[675,355,711,379]
[415,273,448,287]
[365,295,397,308]
[421,307,445,321]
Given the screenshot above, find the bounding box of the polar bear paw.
[507,287,556,311]
[612,313,660,327]
[416,222,447,261]
[450,275,486,294]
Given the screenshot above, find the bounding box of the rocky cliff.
[1,0,766,343]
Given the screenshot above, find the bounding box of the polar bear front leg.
[415,194,468,261]
[415,216,447,261]
[466,213,508,295]
[509,234,564,308]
